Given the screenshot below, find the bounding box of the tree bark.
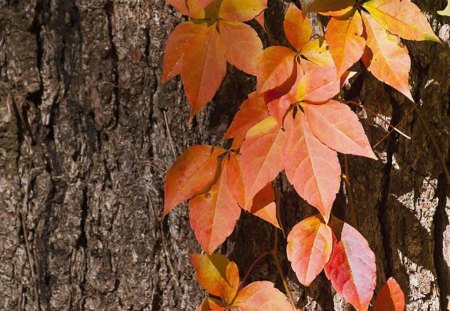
[0,0,448,310]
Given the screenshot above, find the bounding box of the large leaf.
[284,4,312,52]
[361,12,413,101]
[287,215,333,286]
[219,21,263,75]
[325,11,365,75]
[325,218,377,311]
[233,281,293,310]
[257,46,296,93]
[164,145,225,215]
[162,22,207,82]
[363,0,440,42]
[304,100,376,159]
[189,158,241,253]
[218,0,267,22]
[239,116,288,202]
[189,253,240,303]
[296,66,340,104]
[284,113,341,221]
[223,92,269,147]
[181,25,227,117]
[374,277,405,311]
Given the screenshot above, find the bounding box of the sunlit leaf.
[284,4,312,52]
[287,215,333,286]
[233,281,293,310]
[197,297,226,311]
[296,66,340,104]
[164,145,225,215]
[218,0,267,22]
[257,46,296,93]
[300,39,335,68]
[438,1,450,16]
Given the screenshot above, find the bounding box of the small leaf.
[309,0,355,16]
[240,116,288,203]
[197,297,226,311]
[375,277,406,311]
[361,12,413,101]
[325,11,365,75]
[284,4,312,52]
[325,217,377,311]
[233,281,293,310]
[287,215,333,286]
[218,0,267,22]
[219,21,263,75]
[181,25,227,117]
[363,0,440,42]
[162,22,207,82]
[189,158,241,253]
[164,145,225,215]
[190,253,240,302]
[257,46,296,93]
[296,66,340,103]
[247,183,280,228]
[438,1,450,16]
[304,100,377,159]
[284,113,341,221]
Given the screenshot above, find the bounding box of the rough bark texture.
[0,0,449,310]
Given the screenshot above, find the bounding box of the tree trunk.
[0,0,448,310]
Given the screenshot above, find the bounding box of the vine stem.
[238,250,273,291]
[273,231,296,310]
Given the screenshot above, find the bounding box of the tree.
[0,0,448,310]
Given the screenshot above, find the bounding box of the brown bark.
[0,0,448,310]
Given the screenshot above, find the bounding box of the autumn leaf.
[247,183,280,228]
[218,0,267,22]
[164,145,225,215]
[284,4,312,52]
[197,297,226,311]
[304,100,377,159]
[219,21,263,75]
[361,12,413,101]
[287,215,333,286]
[189,157,242,253]
[363,0,440,42]
[300,40,335,68]
[233,281,293,310]
[374,277,406,311]
[190,253,240,302]
[296,66,340,104]
[309,0,355,16]
[284,112,341,221]
[325,10,366,75]
[239,116,288,202]
[257,46,296,93]
[438,1,450,16]
[325,217,377,311]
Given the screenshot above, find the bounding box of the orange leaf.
[165,0,189,15]
[257,46,296,93]
[162,22,207,82]
[164,145,225,215]
[233,281,293,310]
[189,158,241,253]
[287,215,333,286]
[296,66,340,104]
[309,0,355,16]
[304,100,377,159]
[300,39,335,68]
[361,12,413,101]
[325,218,377,311]
[375,277,406,311]
[223,92,269,147]
[181,25,227,118]
[247,183,280,228]
[284,112,341,221]
[363,0,440,42]
[239,116,288,203]
[219,21,263,76]
[326,11,365,75]
[218,0,267,22]
[284,4,312,52]
[197,297,226,311]
[189,253,240,303]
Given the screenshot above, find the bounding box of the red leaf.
[190,253,240,303]
[189,157,241,253]
[162,22,207,82]
[181,25,227,117]
[233,281,293,310]
[164,145,225,215]
[284,112,341,221]
[197,298,226,311]
[287,215,333,286]
[375,277,406,311]
[284,4,312,52]
[219,21,263,75]
[257,46,296,93]
[239,116,288,203]
[325,218,377,311]
[304,100,377,159]
[223,92,269,147]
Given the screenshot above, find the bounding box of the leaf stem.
[238,250,273,291]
